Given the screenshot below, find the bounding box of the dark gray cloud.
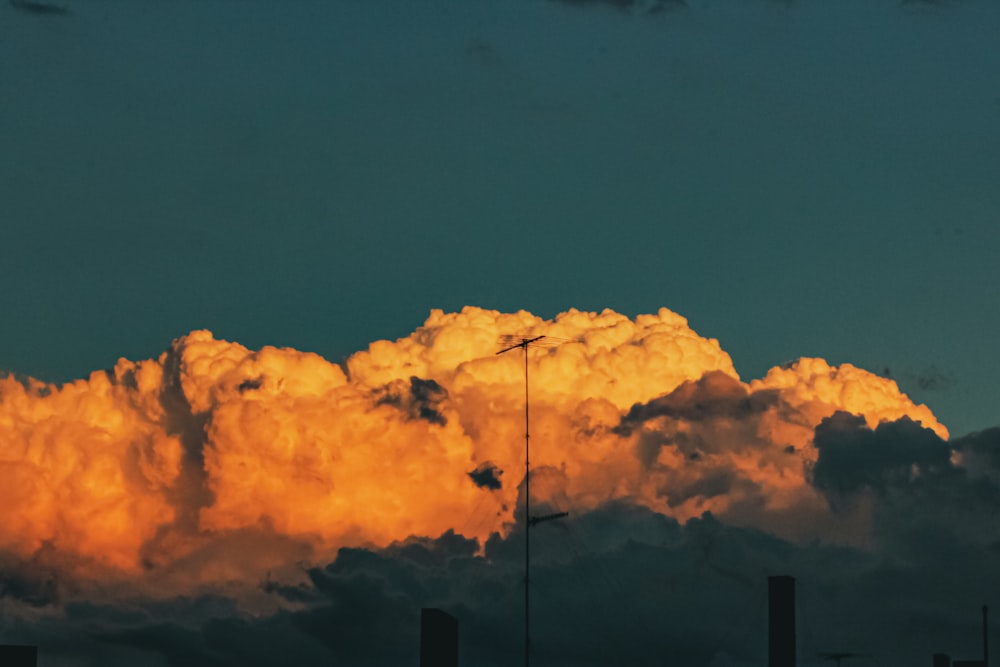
[101,622,232,667]
[615,372,793,521]
[0,568,58,608]
[546,0,686,14]
[662,466,740,508]
[375,376,449,426]
[952,426,1000,470]
[408,377,448,425]
[901,0,965,7]
[0,495,996,666]
[468,461,504,490]
[0,544,68,607]
[882,365,957,394]
[617,371,780,434]
[914,367,957,393]
[236,377,264,393]
[465,39,497,66]
[811,412,951,502]
[548,0,638,12]
[810,416,1000,566]
[23,501,988,666]
[7,0,70,17]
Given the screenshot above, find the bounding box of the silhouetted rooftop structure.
[0,645,37,667]
[420,608,458,667]
[769,576,796,667]
[934,604,990,667]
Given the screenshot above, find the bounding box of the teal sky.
[2,0,998,437]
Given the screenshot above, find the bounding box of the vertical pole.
[524,340,530,667]
[496,335,546,667]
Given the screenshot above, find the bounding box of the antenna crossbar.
[496,335,546,356]
[529,511,569,527]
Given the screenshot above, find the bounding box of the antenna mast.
[496,335,567,667]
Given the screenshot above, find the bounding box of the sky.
[1,0,999,665]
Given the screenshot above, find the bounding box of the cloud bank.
[1,306,993,666]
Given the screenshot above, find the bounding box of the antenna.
[496,334,567,667]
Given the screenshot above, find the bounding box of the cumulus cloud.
[0,306,988,665]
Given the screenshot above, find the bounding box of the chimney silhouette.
[420,608,458,667]
[949,606,991,667]
[984,605,989,667]
[769,576,796,667]
[0,645,37,667]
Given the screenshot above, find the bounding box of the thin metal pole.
[524,341,530,667]
[496,335,546,667]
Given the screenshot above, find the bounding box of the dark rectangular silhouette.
[0,645,38,667]
[935,654,952,667]
[769,575,796,667]
[983,605,989,667]
[420,608,458,667]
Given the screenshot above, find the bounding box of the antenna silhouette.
[496,334,567,667]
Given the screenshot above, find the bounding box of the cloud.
[15,499,998,666]
[375,376,449,426]
[811,412,950,502]
[545,0,687,14]
[0,307,946,571]
[0,306,987,665]
[914,367,957,392]
[548,0,639,12]
[882,365,957,394]
[468,461,504,490]
[7,0,71,17]
[465,39,498,66]
[0,566,59,608]
[901,0,962,7]
[618,371,779,428]
[808,416,1000,566]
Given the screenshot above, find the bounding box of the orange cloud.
[0,307,947,583]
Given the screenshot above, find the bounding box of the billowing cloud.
[1,306,988,665]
